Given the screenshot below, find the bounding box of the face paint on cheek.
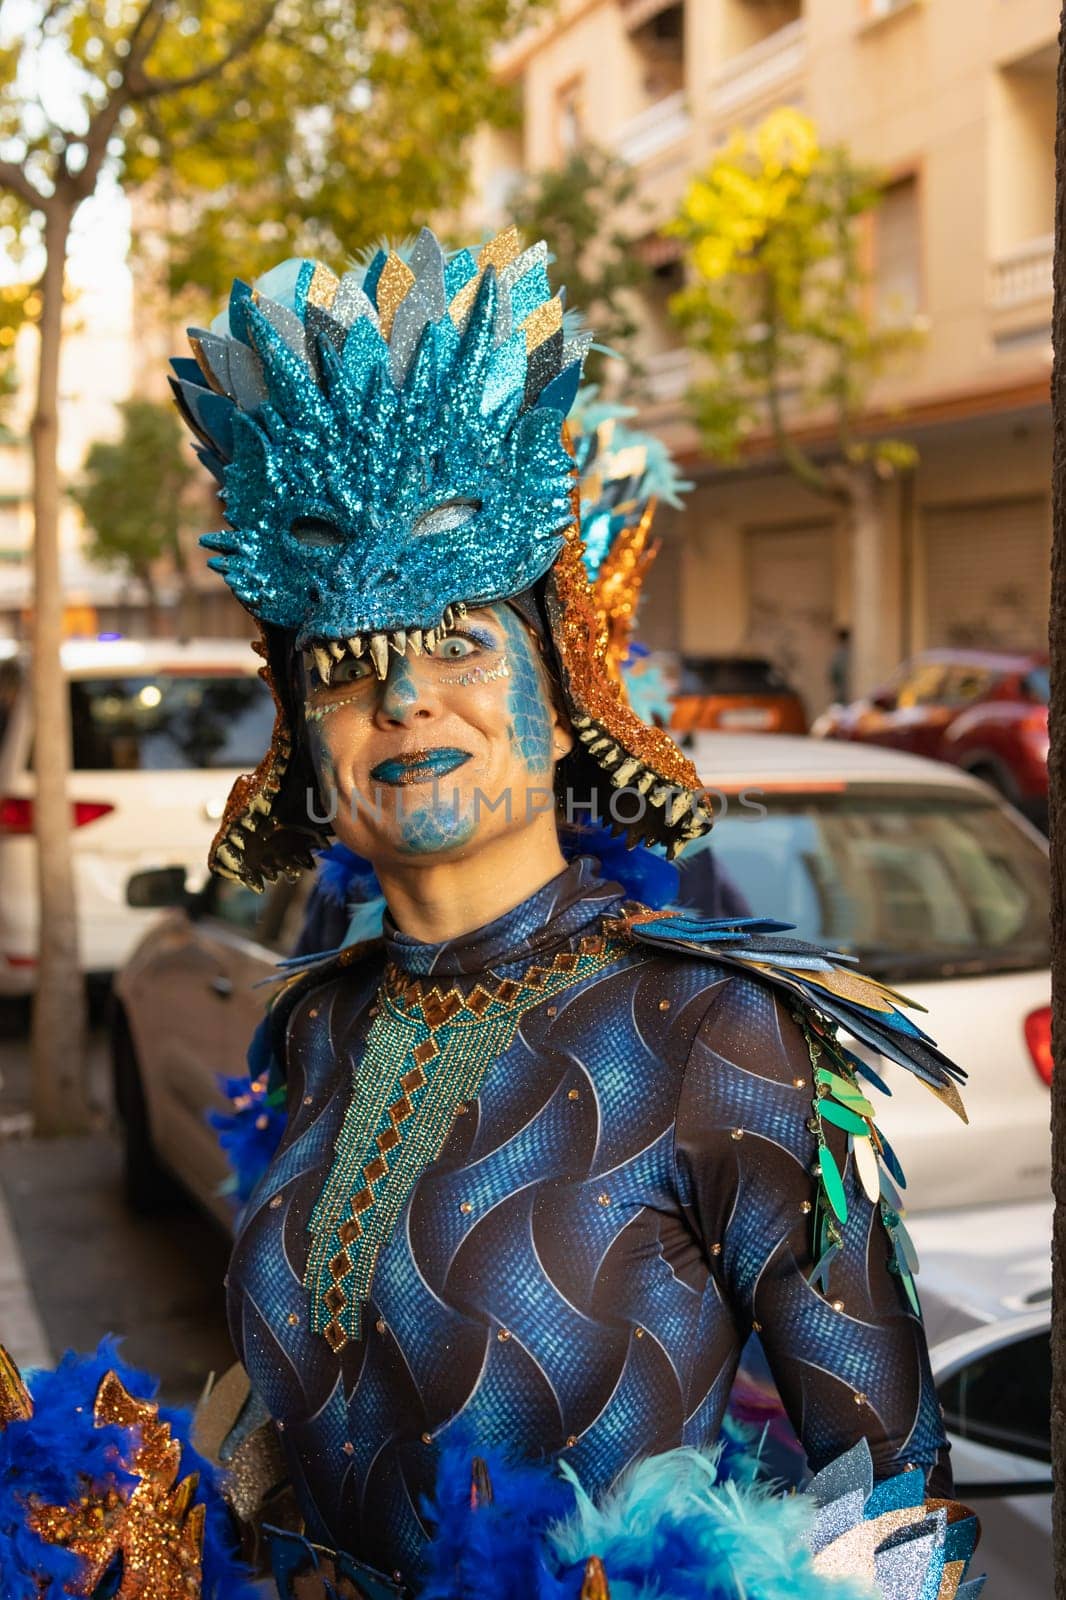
[396,800,477,855]
[497,605,554,774]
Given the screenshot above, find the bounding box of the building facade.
[460,0,1055,716]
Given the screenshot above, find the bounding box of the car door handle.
[209,974,234,999]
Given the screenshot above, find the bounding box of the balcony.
[709,18,807,120]
[615,89,692,166]
[989,235,1053,310]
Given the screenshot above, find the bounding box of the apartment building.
[460,0,1056,715]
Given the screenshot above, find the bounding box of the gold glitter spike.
[306,261,340,310]
[923,1075,969,1124]
[376,252,416,340]
[28,1369,206,1598]
[0,1343,32,1427]
[478,224,522,273]
[581,1555,612,1600]
[592,501,659,679]
[448,271,484,327]
[521,294,563,353]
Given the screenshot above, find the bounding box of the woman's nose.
[375,653,436,726]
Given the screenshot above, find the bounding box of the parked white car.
[684,733,1050,1211]
[0,637,272,995]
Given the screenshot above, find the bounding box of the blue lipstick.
[369,748,472,786]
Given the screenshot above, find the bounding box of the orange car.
[670,655,808,736]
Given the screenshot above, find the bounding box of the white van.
[0,636,271,994]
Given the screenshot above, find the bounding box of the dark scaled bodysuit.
[227,858,949,1588]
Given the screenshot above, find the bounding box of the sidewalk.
[0,1178,51,1371]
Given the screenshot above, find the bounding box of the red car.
[813,649,1049,831]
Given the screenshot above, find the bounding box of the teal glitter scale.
[305,935,628,1350]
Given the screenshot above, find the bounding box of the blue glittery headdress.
[172,226,714,888]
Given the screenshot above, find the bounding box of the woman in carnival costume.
[0,226,983,1600]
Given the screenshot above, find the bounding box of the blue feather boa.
[0,1338,258,1600]
[415,1431,871,1600]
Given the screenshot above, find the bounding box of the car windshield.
[677,658,792,696]
[61,673,274,771]
[678,788,1049,981]
[1024,666,1050,704]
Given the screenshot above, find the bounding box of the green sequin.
[305,936,628,1349]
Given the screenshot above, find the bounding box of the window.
[628,2,685,102]
[63,672,275,772]
[678,791,1050,981]
[207,873,310,953]
[555,77,585,158]
[938,666,994,706]
[874,176,922,326]
[892,660,945,708]
[938,1331,1051,1464]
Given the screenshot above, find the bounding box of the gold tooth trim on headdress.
[593,500,660,681]
[209,630,318,892]
[521,295,563,353]
[376,251,416,340]
[549,454,712,859]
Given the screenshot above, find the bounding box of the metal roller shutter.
[744,521,836,718]
[921,497,1050,650]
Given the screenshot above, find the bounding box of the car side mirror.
[126,865,191,910]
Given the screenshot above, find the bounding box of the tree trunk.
[30,202,88,1136]
[1049,12,1066,1597]
[840,463,898,701]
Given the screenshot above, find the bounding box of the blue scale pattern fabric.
[226,859,951,1588]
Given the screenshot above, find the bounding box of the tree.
[668,109,922,691]
[70,399,196,627]
[509,145,649,387]
[0,0,544,1135]
[1048,16,1065,1597]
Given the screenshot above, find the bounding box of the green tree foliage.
[510,145,649,387]
[668,109,921,496]
[71,400,194,611]
[0,0,545,1135]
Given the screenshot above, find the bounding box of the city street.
[0,1003,234,1407]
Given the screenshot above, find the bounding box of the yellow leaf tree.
[670,110,922,687]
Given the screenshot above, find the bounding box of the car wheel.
[111,1007,178,1214]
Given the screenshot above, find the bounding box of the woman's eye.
[438,636,476,661]
[332,656,374,685]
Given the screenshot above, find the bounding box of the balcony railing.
[710,18,807,120]
[644,347,691,404]
[615,90,691,166]
[989,234,1053,310]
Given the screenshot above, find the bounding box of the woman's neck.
[375,817,567,945]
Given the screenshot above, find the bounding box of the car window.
[938,666,993,705]
[938,1330,1050,1464]
[893,661,947,707]
[0,654,21,750]
[56,673,274,772]
[679,790,1049,981]
[1024,667,1050,705]
[677,658,792,696]
[206,873,312,953]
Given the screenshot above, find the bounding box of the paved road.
[0,1007,235,1408]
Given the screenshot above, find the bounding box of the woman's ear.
[552,706,574,763]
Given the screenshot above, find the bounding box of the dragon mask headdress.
[172,225,712,888]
